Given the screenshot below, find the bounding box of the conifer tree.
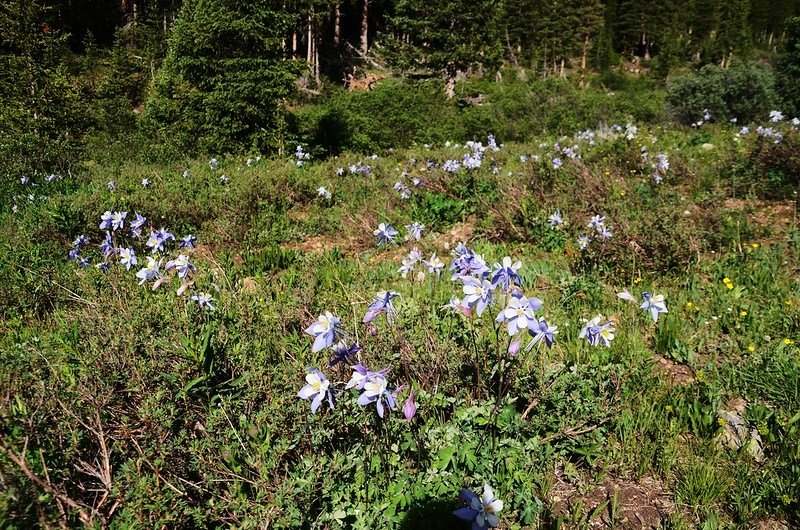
[776,17,800,116]
[142,0,303,154]
[386,0,503,98]
[0,0,85,192]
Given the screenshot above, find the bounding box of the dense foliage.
[1,113,799,528]
[141,0,304,153]
[0,2,87,199]
[665,62,780,125]
[776,17,800,117]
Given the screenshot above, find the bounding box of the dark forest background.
[3,0,800,177]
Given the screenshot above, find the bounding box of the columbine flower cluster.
[755,125,783,144]
[461,140,489,170]
[577,214,612,249]
[442,159,462,173]
[443,245,561,354]
[348,163,372,175]
[651,153,670,184]
[295,145,311,167]
[68,210,213,310]
[692,108,713,128]
[300,308,414,419]
[374,221,424,247]
[579,315,616,347]
[576,129,596,145]
[393,181,411,199]
[398,247,444,279]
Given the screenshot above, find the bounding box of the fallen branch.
[539,418,609,444]
[0,440,98,526]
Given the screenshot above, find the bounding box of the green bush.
[292,75,666,154]
[666,62,779,125]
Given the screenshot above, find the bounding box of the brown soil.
[651,354,695,386]
[549,470,674,529]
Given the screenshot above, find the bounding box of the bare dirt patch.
[722,198,798,234]
[651,354,695,386]
[549,469,675,529]
[434,217,477,249]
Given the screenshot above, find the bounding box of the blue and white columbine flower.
[111,211,127,231]
[588,215,605,229]
[119,247,137,270]
[298,368,334,413]
[130,213,147,237]
[618,289,668,322]
[305,311,341,352]
[191,292,215,310]
[641,292,668,322]
[424,253,445,276]
[496,293,536,335]
[135,256,162,285]
[491,257,522,290]
[100,232,114,257]
[548,211,563,229]
[374,223,399,246]
[526,317,558,350]
[461,276,494,316]
[99,211,113,230]
[356,372,396,418]
[454,484,504,529]
[405,222,424,241]
[180,234,197,250]
[166,254,195,279]
[364,291,400,324]
[579,315,615,347]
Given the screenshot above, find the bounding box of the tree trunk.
[333,3,341,47]
[292,31,297,56]
[314,20,321,85]
[444,62,456,99]
[579,34,588,89]
[360,0,369,55]
[307,14,313,64]
[559,57,565,78]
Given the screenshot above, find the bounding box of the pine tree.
[385,0,503,98]
[0,0,86,192]
[776,17,800,116]
[142,0,304,154]
[716,0,752,66]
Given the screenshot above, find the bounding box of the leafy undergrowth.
[1,120,798,529]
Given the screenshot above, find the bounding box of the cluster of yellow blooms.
[723,277,734,290]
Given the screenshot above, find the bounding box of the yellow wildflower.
[747,345,755,352]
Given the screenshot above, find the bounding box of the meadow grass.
[0,121,798,529]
